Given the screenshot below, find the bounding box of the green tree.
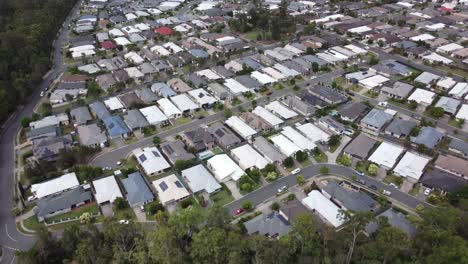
[21,117,31,128]
[290,213,320,257]
[114,197,129,210]
[87,80,102,98]
[297,175,305,186]
[368,164,378,175]
[283,157,294,168]
[429,106,445,118]
[340,211,374,264]
[242,200,253,211]
[295,150,308,162]
[312,62,319,73]
[340,155,352,166]
[270,202,280,211]
[153,136,161,145]
[224,107,232,118]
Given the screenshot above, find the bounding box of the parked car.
[354,170,365,177]
[357,178,366,185]
[383,190,392,196]
[118,219,129,224]
[140,205,145,212]
[343,129,354,136]
[40,91,45,97]
[277,185,288,194]
[198,115,205,119]
[292,168,301,174]
[116,161,122,166]
[27,195,37,202]
[234,208,244,215]
[424,188,431,196]
[389,183,399,189]
[378,101,388,108]
[370,185,378,191]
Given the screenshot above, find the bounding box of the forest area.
[0,0,76,123]
[17,186,468,264]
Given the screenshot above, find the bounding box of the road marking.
[1,245,19,251]
[10,255,15,264]
[5,224,17,242]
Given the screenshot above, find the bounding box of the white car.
[116,161,122,166]
[277,186,288,194]
[292,168,301,174]
[40,91,45,97]
[378,101,388,108]
[424,188,431,196]
[389,183,399,189]
[118,219,129,224]
[383,190,392,196]
[27,195,37,202]
[343,129,354,136]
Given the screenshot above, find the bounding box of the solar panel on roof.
[139,154,147,162]
[159,181,168,191]
[152,150,160,157]
[174,181,183,188]
[163,145,174,154]
[215,129,225,137]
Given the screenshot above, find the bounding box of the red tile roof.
[100,40,117,49]
[154,26,173,36]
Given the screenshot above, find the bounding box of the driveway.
[100,204,113,218]
[133,207,146,222]
[224,181,243,200]
[401,179,414,193]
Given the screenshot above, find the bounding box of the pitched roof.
[122,172,154,206]
[35,186,92,218]
[344,134,377,159]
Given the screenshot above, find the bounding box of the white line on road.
[5,224,17,242]
[10,255,15,264]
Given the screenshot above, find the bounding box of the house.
[302,190,344,228]
[252,106,284,129]
[384,119,417,139]
[225,116,257,140]
[70,106,92,125]
[206,154,245,182]
[434,154,468,179]
[368,142,405,169]
[360,109,393,136]
[343,134,377,160]
[449,83,468,99]
[133,147,171,176]
[157,98,182,119]
[139,105,168,125]
[301,91,329,109]
[187,88,218,108]
[207,82,231,101]
[365,209,416,238]
[136,87,159,104]
[281,126,316,152]
[122,172,154,207]
[31,173,80,199]
[414,72,440,85]
[243,212,291,237]
[281,95,315,116]
[295,123,330,143]
[77,124,107,148]
[252,136,286,164]
[231,144,269,170]
[436,77,457,91]
[118,92,144,109]
[448,138,468,157]
[241,112,273,132]
[26,125,60,141]
[89,101,111,120]
[160,140,196,165]
[410,126,443,149]
[322,182,377,212]
[358,75,390,89]
[337,102,368,122]
[34,186,93,222]
[421,168,468,192]
[393,152,430,182]
[29,114,69,129]
[224,78,249,95]
[309,86,347,105]
[182,127,215,152]
[104,97,125,112]
[380,81,414,99]
[456,104,468,121]
[181,164,222,195]
[209,122,242,149]
[151,82,177,97]
[435,97,460,115]
[318,116,346,135]
[279,199,311,223]
[167,78,192,92]
[152,174,190,206]
[123,109,150,131]
[102,115,130,139]
[371,59,411,77]
[32,135,72,162]
[93,176,123,204]
[265,101,298,120]
[270,134,301,157]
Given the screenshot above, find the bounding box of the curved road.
[0,2,82,263]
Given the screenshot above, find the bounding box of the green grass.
[448,118,464,128]
[193,109,209,119]
[113,206,136,221]
[244,30,271,41]
[312,150,328,163]
[299,159,313,167]
[383,174,403,187]
[210,189,234,206]
[212,147,223,155]
[328,142,341,153]
[273,83,284,90]
[354,160,370,173]
[365,90,379,98]
[124,136,138,145]
[23,216,43,232]
[46,205,99,223]
[177,116,191,125]
[409,183,421,196]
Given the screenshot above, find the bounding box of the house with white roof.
[150,45,171,56]
[124,52,145,65]
[133,146,171,176]
[104,97,125,111]
[139,105,168,125]
[109,28,125,37]
[407,88,436,106]
[436,77,457,90]
[422,52,453,65]
[262,67,286,81]
[251,71,276,85]
[436,43,464,54]
[449,83,468,99]
[114,37,132,46]
[265,101,298,120]
[187,88,218,108]
[252,106,284,128]
[231,144,269,170]
[358,75,389,89]
[393,152,430,182]
[163,42,184,53]
[152,174,190,206]
[157,98,182,118]
[281,126,316,151]
[295,122,331,143]
[31,173,80,199]
[456,104,468,121]
[368,142,405,169]
[414,72,440,85]
[196,69,222,80]
[302,190,344,228]
[170,94,199,114]
[206,154,245,182]
[93,176,123,204]
[410,34,435,42]
[224,78,250,95]
[274,63,300,78]
[270,134,301,157]
[225,116,257,140]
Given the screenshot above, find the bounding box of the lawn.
[210,189,234,206]
[312,150,328,163]
[212,147,223,155]
[365,90,379,98]
[23,215,43,232]
[124,136,138,145]
[409,183,421,196]
[383,174,403,187]
[273,83,284,90]
[193,109,209,119]
[113,206,136,221]
[448,118,464,128]
[46,204,99,223]
[328,142,341,153]
[177,116,191,125]
[299,158,313,167]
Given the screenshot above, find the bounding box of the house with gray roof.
[70,106,93,125]
[381,81,414,100]
[34,186,93,222]
[384,119,417,139]
[32,135,72,162]
[371,59,411,77]
[207,82,231,101]
[365,208,416,238]
[421,168,468,193]
[411,126,444,149]
[252,136,286,164]
[301,92,329,109]
[209,122,242,149]
[96,73,117,91]
[235,75,262,91]
[279,199,311,223]
[343,134,377,160]
[77,124,107,148]
[309,86,347,105]
[182,127,215,153]
[448,138,468,157]
[181,164,222,195]
[123,109,150,131]
[244,212,291,237]
[212,65,235,78]
[26,125,60,141]
[322,181,377,212]
[135,87,159,103]
[337,102,368,122]
[435,96,460,115]
[89,101,111,120]
[122,172,154,207]
[151,82,177,97]
[318,116,346,135]
[281,95,315,116]
[360,109,393,136]
[160,140,196,165]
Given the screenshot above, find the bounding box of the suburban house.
[133,147,171,176]
[252,136,287,164]
[243,212,291,237]
[152,174,190,206]
[160,140,196,165]
[31,173,80,199]
[343,134,377,160]
[121,172,154,207]
[206,154,245,182]
[360,109,393,136]
[322,182,377,212]
[209,122,242,149]
[76,124,108,148]
[92,175,124,204]
[182,127,215,153]
[181,164,222,195]
[410,126,443,149]
[231,144,269,170]
[384,119,417,139]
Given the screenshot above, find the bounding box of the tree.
[152,136,161,145]
[87,80,101,98]
[369,53,379,65]
[328,134,341,147]
[114,197,129,210]
[340,211,374,264]
[270,202,280,211]
[21,117,31,128]
[340,155,352,166]
[297,175,305,186]
[290,213,320,257]
[242,200,253,211]
[265,171,278,181]
[283,157,294,168]
[174,159,197,172]
[224,107,232,118]
[312,62,319,73]
[320,166,329,174]
[429,106,445,118]
[38,102,52,116]
[295,150,308,162]
[368,164,378,175]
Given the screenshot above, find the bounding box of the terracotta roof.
[154,26,173,36]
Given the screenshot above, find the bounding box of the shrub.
[270,202,280,211]
[368,164,378,176]
[242,200,253,211]
[297,175,305,186]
